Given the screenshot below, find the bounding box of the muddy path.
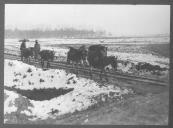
[26,80,169,125]
[55,82,169,125]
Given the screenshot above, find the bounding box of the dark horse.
[88,45,107,67]
[87,45,117,81]
[67,45,88,65]
[39,50,55,68]
[93,56,117,81]
[21,47,35,63]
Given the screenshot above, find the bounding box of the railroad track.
[4,51,168,86]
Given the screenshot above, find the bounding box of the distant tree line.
[5,28,107,38]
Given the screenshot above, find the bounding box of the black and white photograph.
[4,4,170,125]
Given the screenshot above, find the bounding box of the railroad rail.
[4,51,168,86]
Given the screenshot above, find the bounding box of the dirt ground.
[46,82,169,125]
[53,92,168,125]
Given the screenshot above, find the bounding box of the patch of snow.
[4,90,19,114]
[117,63,133,73]
[4,119,8,123]
[41,46,68,57]
[84,118,89,123]
[20,110,32,116]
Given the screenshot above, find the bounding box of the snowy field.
[4,36,170,124]
[4,59,133,122]
[4,36,169,53]
[4,37,169,76]
[5,36,169,46]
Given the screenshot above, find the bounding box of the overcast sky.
[5,4,170,36]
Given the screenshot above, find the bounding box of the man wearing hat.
[34,40,40,60]
[20,39,26,61]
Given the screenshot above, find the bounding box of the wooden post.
[90,67,93,79]
[72,63,74,74]
[43,61,47,70]
[76,64,79,77]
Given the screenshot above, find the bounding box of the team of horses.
[21,44,117,81]
[67,45,118,70]
[67,45,117,68]
[21,44,167,81]
[21,48,55,68]
[21,47,35,62]
[67,45,118,81]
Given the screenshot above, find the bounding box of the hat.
[19,39,29,42]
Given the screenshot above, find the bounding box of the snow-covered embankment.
[4,59,133,122]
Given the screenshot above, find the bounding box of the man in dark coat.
[34,40,40,60]
[20,40,26,61]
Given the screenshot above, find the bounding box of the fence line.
[4,52,168,87]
